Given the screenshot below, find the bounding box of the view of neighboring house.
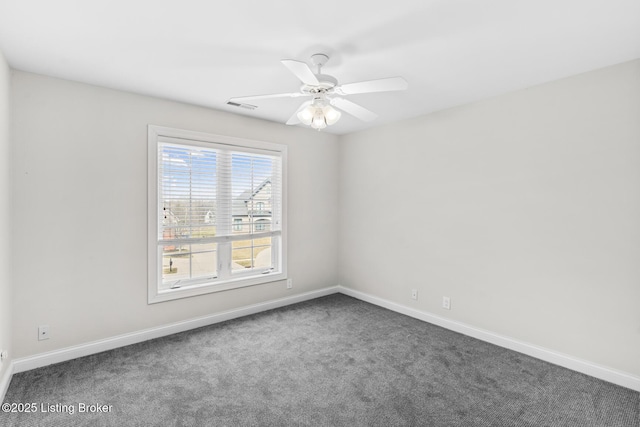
[232,178,272,234]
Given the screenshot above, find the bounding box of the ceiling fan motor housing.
[302,74,338,94]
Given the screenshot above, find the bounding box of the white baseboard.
[337,285,640,392]
[13,286,340,374]
[0,362,13,402]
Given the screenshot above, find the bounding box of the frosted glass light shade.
[323,106,341,125]
[297,106,315,125]
[311,111,327,129]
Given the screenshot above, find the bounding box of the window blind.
[156,137,283,289]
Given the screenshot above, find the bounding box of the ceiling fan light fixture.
[299,100,340,130]
[323,105,341,125]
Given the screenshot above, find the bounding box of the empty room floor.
[2,294,639,426]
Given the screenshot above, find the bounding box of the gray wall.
[11,71,339,358]
[0,50,12,382]
[338,59,640,377]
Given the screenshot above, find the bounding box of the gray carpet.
[2,294,639,426]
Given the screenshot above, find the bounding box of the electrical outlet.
[38,325,50,341]
[0,350,7,362]
[411,289,418,300]
[442,296,451,310]
[286,279,293,289]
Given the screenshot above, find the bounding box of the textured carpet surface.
[2,294,639,426]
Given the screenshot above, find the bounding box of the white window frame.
[148,125,287,304]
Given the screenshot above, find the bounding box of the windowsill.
[148,271,287,304]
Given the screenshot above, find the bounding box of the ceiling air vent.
[226,101,257,110]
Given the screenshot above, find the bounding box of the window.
[148,126,287,303]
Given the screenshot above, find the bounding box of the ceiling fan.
[227,53,408,130]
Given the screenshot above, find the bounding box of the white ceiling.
[0,0,639,135]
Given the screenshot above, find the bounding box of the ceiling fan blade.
[228,92,305,103]
[281,59,320,86]
[286,100,312,125]
[330,98,378,122]
[334,77,408,95]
